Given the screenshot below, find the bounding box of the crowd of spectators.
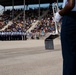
[0,9,22,29]
[0,6,61,40]
[26,10,57,39]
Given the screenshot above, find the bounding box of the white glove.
[55,12,62,22]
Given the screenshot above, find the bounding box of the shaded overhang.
[0,0,63,6]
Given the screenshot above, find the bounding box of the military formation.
[0,32,27,41]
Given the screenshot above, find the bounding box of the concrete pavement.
[0,38,63,75]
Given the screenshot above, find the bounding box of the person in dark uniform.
[55,0,76,75]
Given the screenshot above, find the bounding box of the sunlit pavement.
[0,38,63,75]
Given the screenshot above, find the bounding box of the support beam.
[57,0,59,11]
[4,6,5,12]
[39,0,40,18]
[26,5,28,10]
[12,0,14,21]
[23,0,26,27]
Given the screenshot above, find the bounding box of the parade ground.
[0,38,62,75]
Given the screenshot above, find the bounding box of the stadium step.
[0,21,13,31]
[26,9,49,33]
[0,11,23,31]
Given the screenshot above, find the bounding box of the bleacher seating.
[0,6,61,40]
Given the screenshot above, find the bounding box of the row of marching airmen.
[0,32,27,41]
